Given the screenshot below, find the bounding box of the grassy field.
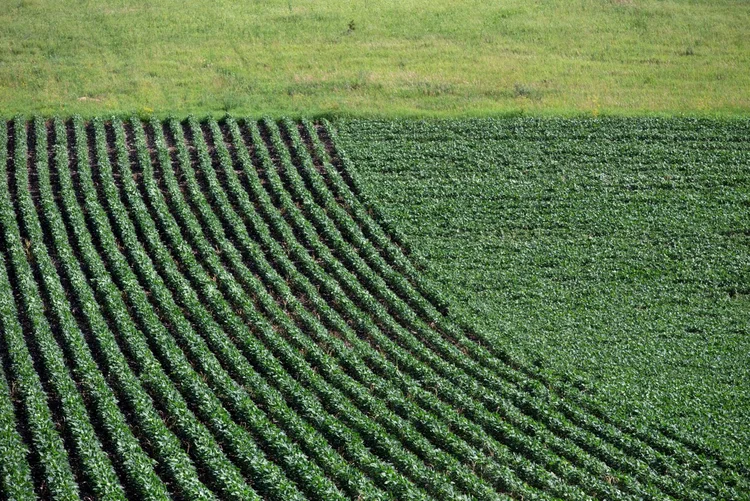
[336,117,750,469]
[1,0,749,117]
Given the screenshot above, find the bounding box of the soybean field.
[0,116,747,500]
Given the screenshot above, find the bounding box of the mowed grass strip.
[0,117,746,500]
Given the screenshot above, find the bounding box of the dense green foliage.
[0,117,746,499]
[335,117,750,471]
[1,0,749,117]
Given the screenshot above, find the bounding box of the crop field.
[336,117,750,481]
[0,115,746,500]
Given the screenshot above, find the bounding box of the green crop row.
[0,323,34,500]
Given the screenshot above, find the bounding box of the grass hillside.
[1,0,749,117]
[336,116,750,469]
